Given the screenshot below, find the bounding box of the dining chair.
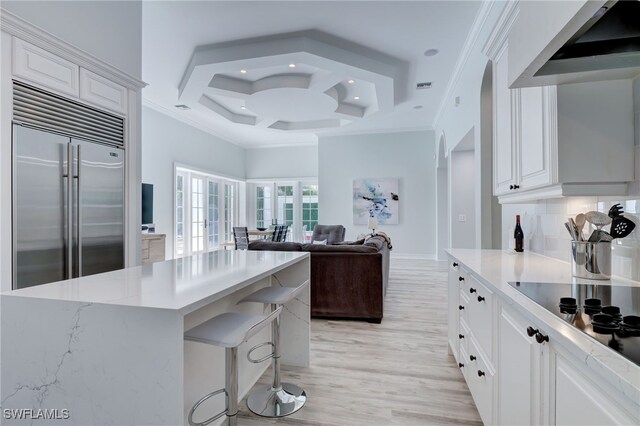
[233,227,249,250]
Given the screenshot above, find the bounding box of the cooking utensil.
[569,217,581,242]
[585,211,611,230]
[575,213,586,241]
[564,222,576,240]
[588,230,613,242]
[610,215,636,239]
[608,203,624,218]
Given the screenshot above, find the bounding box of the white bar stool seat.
[237,281,309,418]
[184,307,282,426]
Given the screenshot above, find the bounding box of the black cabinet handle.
[459,363,464,368]
[535,332,549,344]
[477,370,485,377]
[459,305,465,311]
[469,355,476,361]
[514,185,520,189]
[453,262,458,267]
[477,295,485,302]
[459,277,465,282]
[526,326,538,337]
[458,334,464,339]
[469,287,476,293]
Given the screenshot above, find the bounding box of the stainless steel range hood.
[535,0,640,77]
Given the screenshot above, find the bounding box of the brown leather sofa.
[248,236,390,323]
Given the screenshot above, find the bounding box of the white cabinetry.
[484,5,636,204]
[13,38,79,97]
[447,253,640,426]
[80,68,127,115]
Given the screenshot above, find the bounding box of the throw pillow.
[312,239,328,245]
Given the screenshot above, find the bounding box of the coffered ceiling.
[142,1,482,147]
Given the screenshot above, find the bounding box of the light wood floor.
[239,259,482,425]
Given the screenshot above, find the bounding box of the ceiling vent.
[174,104,191,110]
[416,82,432,90]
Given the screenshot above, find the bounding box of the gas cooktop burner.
[509,281,640,366]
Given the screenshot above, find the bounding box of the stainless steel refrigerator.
[13,124,125,289]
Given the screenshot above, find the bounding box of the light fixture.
[368,216,378,235]
[354,96,360,100]
[424,49,439,57]
[174,104,191,110]
[348,79,355,84]
[240,106,246,110]
[288,63,296,68]
[240,69,247,74]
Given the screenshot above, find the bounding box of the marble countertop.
[446,249,640,403]
[2,250,309,315]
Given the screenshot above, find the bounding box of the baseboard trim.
[390,253,436,260]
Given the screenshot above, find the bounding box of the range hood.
[536,0,640,77]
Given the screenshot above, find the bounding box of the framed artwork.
[353,178,399,225]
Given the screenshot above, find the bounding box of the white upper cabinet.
[485,4,636,203]
[80,69,127,115]
[13,38,79,97]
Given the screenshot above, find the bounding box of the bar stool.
[184,306,283,426]
[237,282,308,417]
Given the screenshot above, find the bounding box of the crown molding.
[482,0,519,59]
[432,0,496,129]
[244,141,318,150]
[317,125,433,139]
[0,8,146,90]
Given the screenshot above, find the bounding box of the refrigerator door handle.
[75,144,82,277]
[66,143,73,280]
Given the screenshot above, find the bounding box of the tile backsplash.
[502,197,640,281]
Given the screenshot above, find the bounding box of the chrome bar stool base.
[246,383,307,418]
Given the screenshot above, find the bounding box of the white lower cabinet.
[448,255,638,425]
[497,303,544,426]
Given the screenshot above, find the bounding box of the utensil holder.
[571,241,611,280]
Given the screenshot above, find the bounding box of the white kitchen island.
[0,250,310,425]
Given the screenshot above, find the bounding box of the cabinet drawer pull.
[453,262,458,267]
[458,363,464,368]
[469,355,476,361]
[477,295,485,302]
[526,326,538,337]
[458,305,465,311]
[535,332,549,344]
[469,287,476,293]
[458,276,465,282]
[477,370,485,377]
[458,334,464,339]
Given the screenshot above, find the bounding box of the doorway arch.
[436,132,449,260]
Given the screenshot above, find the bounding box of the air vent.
[13,81,124,147]
[174,104,191,110]
[416,82,432,90]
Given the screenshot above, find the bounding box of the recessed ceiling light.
[240,106,246,110]
[354,96,360,100]
[348,79,355,84]
[174,104,190,110]
[288,63,296,68]
[240,69,247,74]
[424,49,439,57]
[414,105,423,109]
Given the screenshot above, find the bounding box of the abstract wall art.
[353,178,399,225]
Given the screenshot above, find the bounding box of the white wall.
[245,145,318,180]
[450,150,476,249]
[2,1,143,78]
[141,106,246,256]
[318,130,436,257]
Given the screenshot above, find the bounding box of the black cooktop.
[509,281,640,366]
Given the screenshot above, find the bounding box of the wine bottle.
[514,215,524,253]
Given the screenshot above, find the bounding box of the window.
[302,184,319,234]
[176,174,185,256]
[256,185,272,228]
[174,167,239,258]
[277,185,294,226]
[251,181,318,242]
